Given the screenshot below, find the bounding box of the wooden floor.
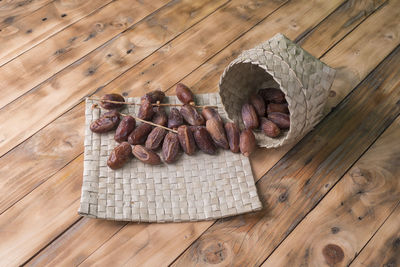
[0,0,399,266]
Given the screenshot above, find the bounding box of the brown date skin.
[180,104,205,126]
[168,108,184,129]
[127,123,153,145]
[132,145,161,165]
[90,110,120,133]
[176,83,194,104]
[141,90,165,103]
[206,118,229,149]
[241,103,259,129]
[177,125,196,155]
[100,93,125,110]
[145,127,167,150]
[114,116,136,143]
[224,122,240,153]
[240,129,256,157]
[152,107,168,126]
[162,132,181,164]
[194,127,217,155]
[249,93,266,116]
[268,112,290,129]
[107,142,132,170]
[201,107,222,123]
[267,103,289,114]
[260,117,280,138]
[138,99,154,120]
[258,88,286,104]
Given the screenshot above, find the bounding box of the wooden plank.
[0,0,170,109]
[262,116,400,266]
[0,0,280,157]
[171,46,400,266]
[28,1,383,266]
[0,0,114,67]
[351,203,400,266]
[0,0,53,22]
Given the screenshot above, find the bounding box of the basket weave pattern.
[219,33,336,148]
[79,94,262,222]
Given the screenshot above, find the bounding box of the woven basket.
[219,33,336,148]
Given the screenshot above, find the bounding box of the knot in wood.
[201,241,227,264]
[322,244,344,265]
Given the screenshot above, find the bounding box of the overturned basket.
[219,33,336,148]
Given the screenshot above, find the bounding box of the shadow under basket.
[219,33,336,148]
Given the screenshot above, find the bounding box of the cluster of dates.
[242,88,290,138]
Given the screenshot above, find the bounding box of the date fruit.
[260,117,280,137]
[258,88,286,104]
[249,93,265,116]
[267,103,289,114]
[201,107,222,123]
[241,103,259,129]
[180,104,205,126]
[128,123,153,145]
[194,127,216,155]
[206,118,229,149]
[152,107,168,126]
[162,132,181,163]
[114,115,136,143]
[268,112,290,129]
[138,98,154,120]
[132,145,161,165]
[107,142,132,170]
[176,83,194,104]
[240,129,256,157]
[100,93,125,110]
[168,108,184,129]
[141,90,165,103]
[145,127,167,150]
[224,122,240,153]
[177,125,196,155]
[90,110,120,133]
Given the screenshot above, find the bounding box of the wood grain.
[172,44,400,266]
[263,117,400,266]
[0,0,53,22]
[0,0,113,67]
[0,0,169,109]
[351,203,400,266]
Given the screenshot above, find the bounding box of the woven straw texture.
[219,33,336,148]
[79,93,262,223]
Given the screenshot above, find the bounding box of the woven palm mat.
[78,93,262,222]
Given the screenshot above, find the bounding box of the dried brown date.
[141,90,165,103]
[224,122,240,153]
[168,108,184,129]
[100,93,125,110]
[90,110,120,133]
[249,93,265,116]
[258,88,286,104]
[127,123,153,145]
[162,132,181,163]
[107,142,132,170]
[138,99,154,120]
[194,127,217,155]
[132,145,161,165]
[260,117,280,138]
[114,115,136,143]
[267,103,289,114]
[180,104,205,126]
[145,127,167,150]
[268,112,290,129]
[176,83,194,104]
[177,125,196,155]
[201,107,222,123]
[241,103,259,129]
[206,118,229,149]
[240,129,256,157]
[152,107,168,126]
